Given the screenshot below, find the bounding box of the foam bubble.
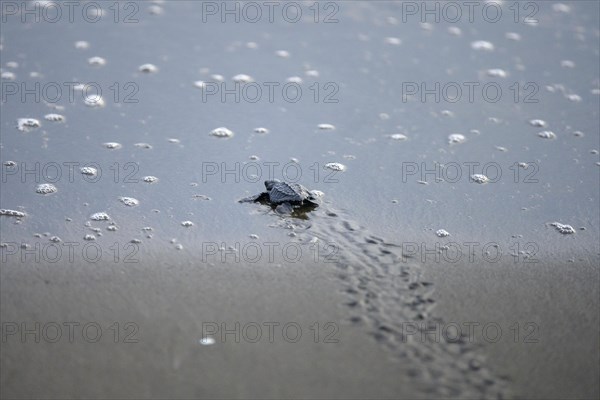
[561,60,575,68]
[325,162,346,172]
[487,69,507,78]
[103,142,122,149]
[84,94,105,107]
[505,32,521,41]
[537,131,556,139]
[80,167,97,176]
[0,209,26,218]
[139,63,158,73]
[529,119,547,127]
[44,113,65,122]
[389,133,408,141]
[119,197,139,207]
[88,56,106,66]
[318,123,335,130]
[550,222,575,234]
[75,40,90,49]
[552,3,571,13]
[384,37,402,45]
[210,127,234,138]
[232,74,253,83]
[17,118,40,132]
[436,229,450,238]
[254,127,269,134]
[448,133,466,144]
[143,176,159,183]
[90,212,110,221]
[471,40,494,51]
[148,4,164,14]
[448,27,462,36]
[199,337,215,345]
[1,71,16,80]
[470,174,489,184]
[36,183,57,195]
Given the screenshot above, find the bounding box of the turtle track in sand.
[270,206,512,399]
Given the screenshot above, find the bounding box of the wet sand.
[426,256,599,399]
[3,242,597,399]
[1,254,421,400]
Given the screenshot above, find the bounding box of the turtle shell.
[268,182,311,204]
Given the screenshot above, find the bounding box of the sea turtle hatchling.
[239,180,321,214]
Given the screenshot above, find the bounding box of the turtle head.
[264,179,280,190]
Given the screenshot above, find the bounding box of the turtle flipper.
[239,192,268,203]
[275,202,294,215]
[304,190,322,206]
